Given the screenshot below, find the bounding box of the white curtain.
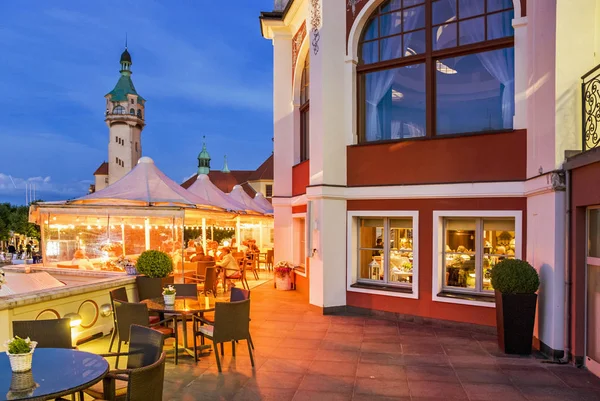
[448,0,515,128]
[365,7,424,141]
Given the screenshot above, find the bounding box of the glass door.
[586,208,600,377]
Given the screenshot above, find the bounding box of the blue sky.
[0,0,274,205]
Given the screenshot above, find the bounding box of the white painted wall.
[527,190,566,352]
[555,0,600,164]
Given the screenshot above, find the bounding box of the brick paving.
[81,280,600,401]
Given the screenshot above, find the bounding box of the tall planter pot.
[136,275,174,301]
[495,291,537,354]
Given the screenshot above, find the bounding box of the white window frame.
[432,210,522,308]
[347,210,419,300]
[292,212,307,277]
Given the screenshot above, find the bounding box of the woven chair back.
[197,261,215,277]
[213,299,251,343]
[230,287,250,302]
[12,318,72,349]
[114,300,150,343]
[173,283,197,297]
[126,351,166,401]
[110,287,129,303]
[203,267,217,296]
[126,324,165,370]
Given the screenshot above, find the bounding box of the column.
[202,218,207,253]
[306,0,348,309]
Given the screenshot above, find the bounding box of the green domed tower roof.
[197,140,211,175]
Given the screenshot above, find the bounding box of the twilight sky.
[0,0,274,205]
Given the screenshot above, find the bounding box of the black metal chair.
[113,300,178,367]
[12,318,72,349]
[192,299,254,372]
[85,324,166,401]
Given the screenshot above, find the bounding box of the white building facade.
[261,0,600,369]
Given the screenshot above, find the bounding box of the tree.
[0,202,41,242]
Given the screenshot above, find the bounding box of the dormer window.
[131,99,134,104]
[137,110,142,119]
[130,108,135,115]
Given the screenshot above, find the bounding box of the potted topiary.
[135,250,174,301]
[491,259,540,354]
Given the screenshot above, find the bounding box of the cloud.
[0,173,90,200]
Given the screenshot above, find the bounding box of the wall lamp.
[64,312,82,328]
[99,304,112,318]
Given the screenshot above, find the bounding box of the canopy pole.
[202,218,207,253]
[259,221,263,251]
[236,216,241,252]
[144,218,150,251]
[121,223,126,256]
[211,225,214,241]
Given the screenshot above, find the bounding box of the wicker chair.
[192,299,254,372]
[266,249,274,271]
[85,325,166,401]
[246,252,260,280]
[173,283,198,297]
[199,267,218,298]
[185,261,214,284]
[113,300,178,367]
[12,318,72,349]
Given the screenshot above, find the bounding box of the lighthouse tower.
[104,47,146,186]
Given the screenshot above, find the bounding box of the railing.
[273,0,291,11]
[582,64,600,151]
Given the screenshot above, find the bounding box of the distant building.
[181,142,273,199]
[92,47,145,192]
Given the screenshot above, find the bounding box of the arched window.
[137,109,142,119]
[358,0,514,142]
[112,105,125,115]
[299,54,310,162]
[129,108,135,115]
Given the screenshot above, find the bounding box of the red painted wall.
[292,205,307,214]
[347,197,527,327]
[347,130,526,187]
[292,160,310,196]
[569,161,600,359]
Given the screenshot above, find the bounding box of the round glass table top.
[0,348,109,400]
[142,296,217,313]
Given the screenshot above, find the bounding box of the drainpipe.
[560,168,572,364]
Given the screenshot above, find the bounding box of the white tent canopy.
[253,192,274,214]
[186,174,248,212]
[228,185,270,214]
[70,157,221,210]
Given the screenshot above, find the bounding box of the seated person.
[71,249,96,270]
[248,239,260,253]
[216,247,241,291]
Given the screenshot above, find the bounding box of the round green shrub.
[135,250,173,278]
[491,259,539,294]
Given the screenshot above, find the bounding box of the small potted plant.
[4,336,37,373]
[115,256,136,275]
[274,261,294,291]
[162,285,176,305]
[135,250,174,300]
[491,259,540,354]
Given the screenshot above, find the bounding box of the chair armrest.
[149,316,177,327]
[97,352,131,358]
[102,370,131,401]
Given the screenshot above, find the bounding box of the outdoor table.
[0,348,109,401]
[142,296,219,358]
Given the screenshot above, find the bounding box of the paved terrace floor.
[80,279,600,401]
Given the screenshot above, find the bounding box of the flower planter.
[495,291,537,354]
[163,294,176,305]
[275,275,292,291]
[7,350,34,373]
[125,265,137,275]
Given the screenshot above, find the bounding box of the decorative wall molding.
[310,0,322,55]
[292,21,307,84]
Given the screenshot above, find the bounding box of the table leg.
[179,313,212,358]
